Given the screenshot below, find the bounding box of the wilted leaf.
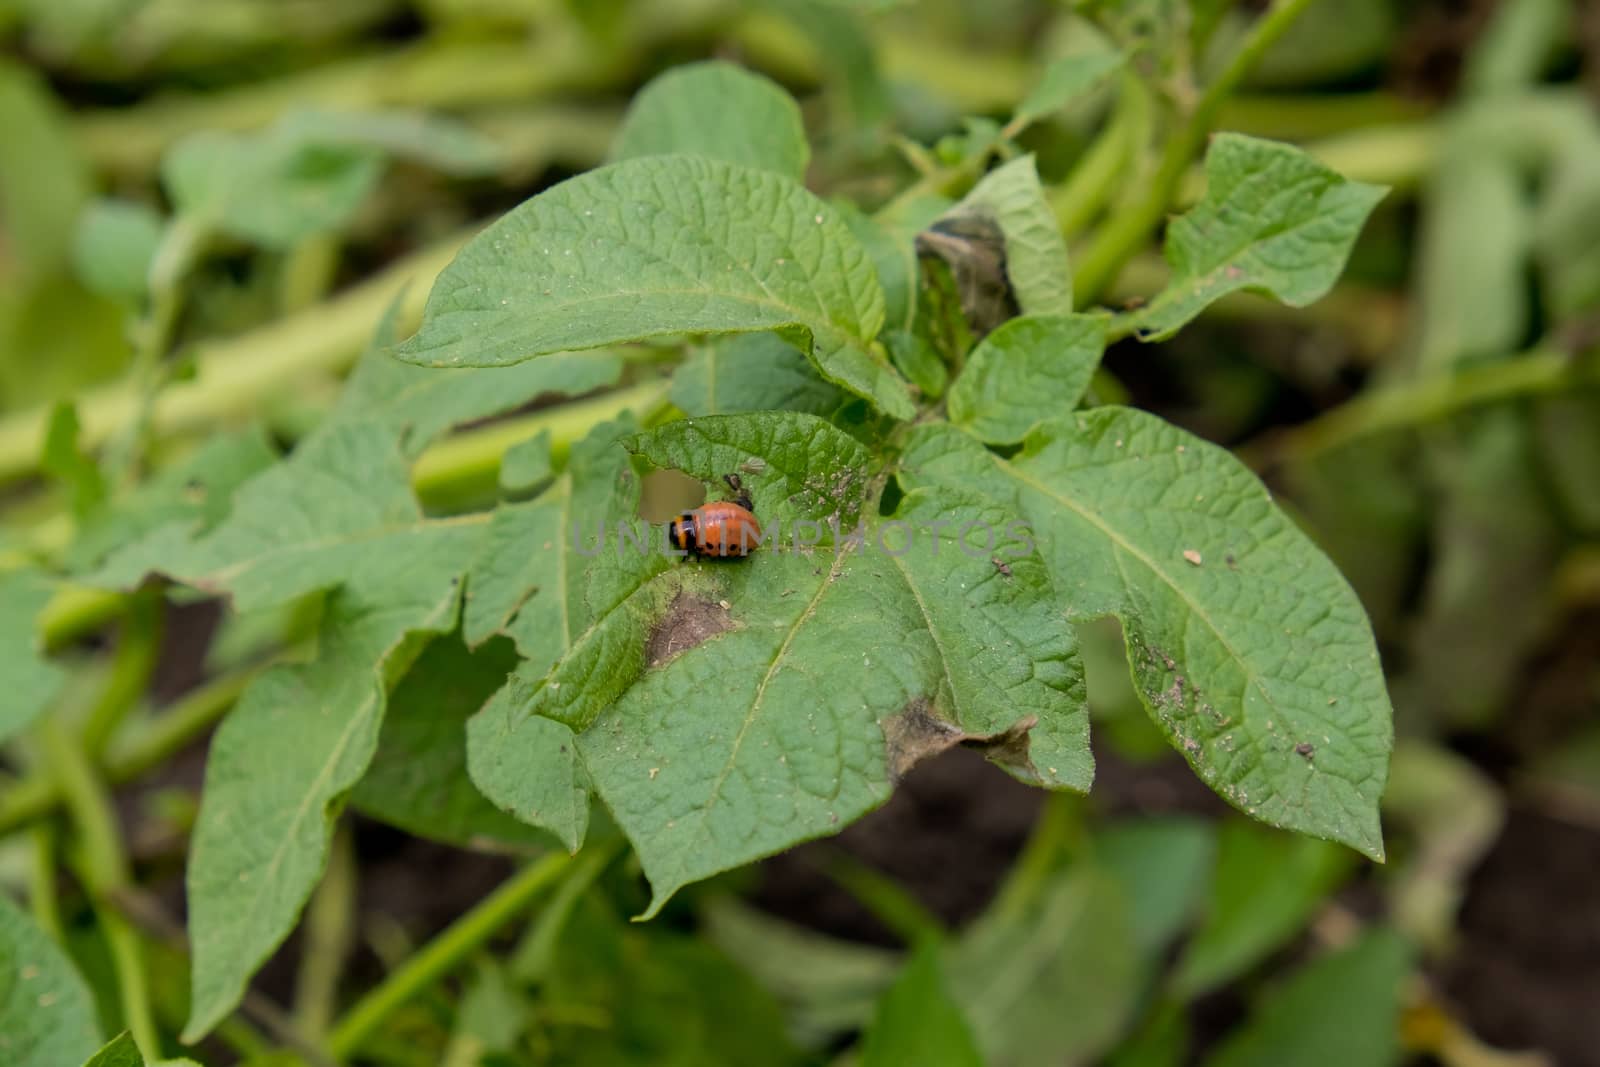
[397,155,914,419]
[1132,135,1386,340]
[923,156,1073,323]
[947,314,1104,444]
[1380,741,1504,952]
[860,942,983,1067]
[0,893,102,1067]
[900,411,1393,859]
[1404,409,1562,727]
[612,61,809,181]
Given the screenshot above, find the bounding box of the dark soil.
[1442,808,1600,1067]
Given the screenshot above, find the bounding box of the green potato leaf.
[80,1033,141,1067]
[474,412,1087,912]
[161,109,498,249]
[1202,930,1412,1067]
[950,868,1140,1066]
[860,943,983,1067]
[163,422,485,1040]
[0,893,102,1067]
[1174,820,1353,995]
[331,293,623,457]
[351,634,550,850]
[1132,134,1387,340]
[947,313,1105,444]
[900,410,1393,859]
[669,334,849,418]
[395,155,915,419]
[0,568,67,743]
[71,198,164,304]
[612,60,810,181]
[1013,49,1125,130]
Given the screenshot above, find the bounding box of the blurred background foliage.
[1,0,1597,1065]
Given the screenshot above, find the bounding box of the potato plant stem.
[411,379,674,510]
[80,587,163,758]
[0,665,259,836]
[39,717,161,1060]
[0,231,468,488]
[1073,0,1319,305]
[29,825,62,941]
[294,823,356,1043]
[1052,73,1149,240]
[1243,347,1597,466]
[327,851,573,1060]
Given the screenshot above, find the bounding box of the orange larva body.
[670,501,762,558]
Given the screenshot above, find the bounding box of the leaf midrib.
[991,449,1287,727]
[689,545,854,845]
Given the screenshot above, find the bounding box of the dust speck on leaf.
[646,591,734,667]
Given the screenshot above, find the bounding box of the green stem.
[327,851,573,1061]
[29,824,62,941]
[0,230,469,489]
[412,379,674,511]
[104,218,209,488]
[1073,0,1318,305]
[294,821,356,1042]
[510,838,623,981]
[0,665,259,836]
[1216,90,1433,141]
[70,30,633,178]
[1243,348,1597,467]
[1051,73,1149,239]
[988,793,1082,926]
[81,588,164,759]
[818,850,945,946]
[39,717,160,1060]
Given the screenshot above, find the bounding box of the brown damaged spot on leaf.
[645,591,734,668]
[882,699,1042,782]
